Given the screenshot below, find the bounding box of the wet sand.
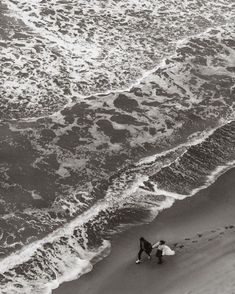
[54,167,235,294]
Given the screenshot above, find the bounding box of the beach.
[54,167,235,294]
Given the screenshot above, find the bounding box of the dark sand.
[54,167,235,294]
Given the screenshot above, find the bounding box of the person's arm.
[152,241,159,248]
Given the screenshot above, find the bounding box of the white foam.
[49,240,111,294]
[2,1,234,121]
[30,190,43,200]
[0,172,160,276]
[147,161,235,203]
[151,185,187,200]
[0,239,110,294]
[187,160,235,198]
[0,206,101,273]
[1,137,235,293]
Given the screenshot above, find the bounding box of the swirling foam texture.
[0,0,234,118]
[0,0,235,293]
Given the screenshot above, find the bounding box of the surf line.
[1,160,235,293]
[0,173,146,274]
[1,124,235,275]
[135,118,234,166]
[2,161,235,294]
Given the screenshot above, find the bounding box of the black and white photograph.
[0,0,234,293]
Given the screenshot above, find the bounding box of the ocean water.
[0,0,235,293]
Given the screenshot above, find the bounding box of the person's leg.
[145,250,151,259]
[136,249,144,263]
[158,256,163,264]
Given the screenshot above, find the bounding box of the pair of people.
[136,237,175,264]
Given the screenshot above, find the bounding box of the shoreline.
[53,167,235,294]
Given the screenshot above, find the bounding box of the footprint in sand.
[208,236,218,241]
[197,234,203,238]
[192,240,198,243]
[185,238,190,241]
[225,225,234,229]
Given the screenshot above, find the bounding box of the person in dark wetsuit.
[136,237,152,264]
